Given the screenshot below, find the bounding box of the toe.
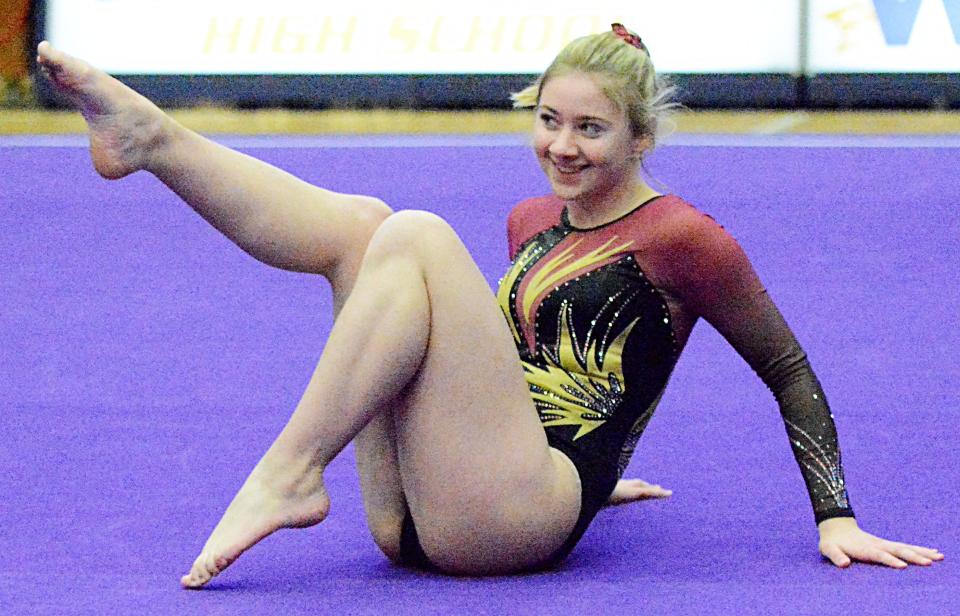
[206,554,222,577]
[180,554,212,589]
[37,42,62,69]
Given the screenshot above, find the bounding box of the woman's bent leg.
[377,214,581,574]
[180,211,580,586]
[36,42,391,287]
[311,212,582,574]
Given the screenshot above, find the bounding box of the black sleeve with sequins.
[669,211,855,525]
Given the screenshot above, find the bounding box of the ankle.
[256,444,326,484]
[141,114,183,174]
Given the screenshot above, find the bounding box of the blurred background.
[2,0,960,133]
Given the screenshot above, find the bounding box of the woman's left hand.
[818,517,944,569]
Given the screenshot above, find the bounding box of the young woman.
[35,24,943,588]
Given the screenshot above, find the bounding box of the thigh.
[381,213,581,574]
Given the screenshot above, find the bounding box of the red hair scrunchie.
[611,23,647,53]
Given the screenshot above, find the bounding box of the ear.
[631,134,653,160]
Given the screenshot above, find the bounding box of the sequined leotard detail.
[498,194,854,561]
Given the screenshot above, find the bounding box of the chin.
[548,176,589,201]
[550,185,581,201]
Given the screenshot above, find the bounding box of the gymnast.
[36,24,942,588]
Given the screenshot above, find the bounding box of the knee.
[350,196,394,242]
[365,210,459,261]
[381,209,453,239]
[360,196,394,223]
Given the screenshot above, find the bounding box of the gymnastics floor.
[1,133,958,614]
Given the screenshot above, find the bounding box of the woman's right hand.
[604,478,672,507]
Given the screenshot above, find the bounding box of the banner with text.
[809,0,960,72]
[44,0,801,74]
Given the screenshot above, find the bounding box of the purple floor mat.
[1,139,957,614]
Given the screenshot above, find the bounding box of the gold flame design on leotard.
[497,242,542,348]
[524,301,638,440]
[497,235,634,354]
[520,237,633,329]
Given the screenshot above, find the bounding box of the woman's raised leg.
[38,42,419,578]
[180,211,581,586]
[35,42,390,291]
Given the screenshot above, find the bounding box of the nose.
[548,127,578,158]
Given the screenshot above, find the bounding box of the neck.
[564,178,660,228]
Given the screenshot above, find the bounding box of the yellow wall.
[0,0,30,80]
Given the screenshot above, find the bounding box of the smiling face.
[533,71,646,212]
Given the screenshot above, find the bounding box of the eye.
[579,122,604,137]
[538,112,558,129]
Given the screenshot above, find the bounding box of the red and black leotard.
[498,194,854,561]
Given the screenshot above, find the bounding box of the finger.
[904,545,944,560]
[885,541,944,561]
[889,545,938,566]
[867,549,908,569]
[635,484,672,498]
[620,479,652,488]
[820,543,852,568]
[616,479,672,499]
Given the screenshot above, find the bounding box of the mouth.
[550,159,589,177]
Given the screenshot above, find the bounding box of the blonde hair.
[512,27,677,147]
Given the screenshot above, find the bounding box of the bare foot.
[35,41,171,179]
[180,454,330,589]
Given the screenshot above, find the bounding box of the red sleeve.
[663,206,854,524]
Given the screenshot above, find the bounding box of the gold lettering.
[514,16,553,52]
[204,17,243,54]
[561,16,602,45]
[388,17,418,53]
[316,17,358,53]
[429,16,468,53]
[273,16,307,54]
[248,16,266,53]
[465,16,507,53]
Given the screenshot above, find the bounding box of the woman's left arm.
[668,209,943,568]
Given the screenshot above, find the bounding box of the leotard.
[398,194,854,569]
